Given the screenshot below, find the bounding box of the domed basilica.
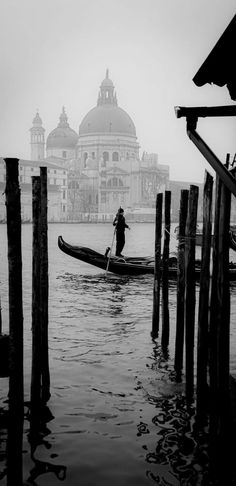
[30,70,169,220]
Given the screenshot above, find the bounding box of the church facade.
[29,70,170,221]
[0,71,170,222]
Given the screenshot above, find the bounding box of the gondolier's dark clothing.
[113,214,129,256]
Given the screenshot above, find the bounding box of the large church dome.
[79,70,136,137]
[47,107,78,149]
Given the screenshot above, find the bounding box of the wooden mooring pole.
[161,190,171,350]
[196,171,213,425]
[0,294,2,334]
[152,193,163,339]
[185,185,198,403]
[5,158,24,486]
[209,174,221,433]
[30,168,50,414]
[31,176,42,423]
[209,172,232,482]
[174,189,189,380]
[40,167,50,404]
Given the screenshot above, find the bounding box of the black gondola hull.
[58,235,236,280]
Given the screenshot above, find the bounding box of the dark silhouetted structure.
[193,14,236,101]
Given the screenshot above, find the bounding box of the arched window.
[112,152,119,162]
[83,152,88,167]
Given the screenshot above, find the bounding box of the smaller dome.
[46,107,78,149]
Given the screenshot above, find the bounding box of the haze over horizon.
[1,0,236,183]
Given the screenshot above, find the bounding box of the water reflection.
[26,405,67,485]
[57,272,152,324]
[0,405,8,482]
[141,393,209,485]
[151,341,170,371]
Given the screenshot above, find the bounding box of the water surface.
[0,222,236,485]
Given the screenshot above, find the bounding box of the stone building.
[0,157,68,222]
[1,71,170,223]
[53,70,169,220]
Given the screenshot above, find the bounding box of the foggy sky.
[1,0,236,182]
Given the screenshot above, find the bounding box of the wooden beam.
[175,105,236,119]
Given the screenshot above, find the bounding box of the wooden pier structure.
[1,154,236,484]
[152,162,236,483]
[0,158,50,486]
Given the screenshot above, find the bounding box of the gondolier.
[113,207,130,257]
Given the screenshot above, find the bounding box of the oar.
[105,207,121,276]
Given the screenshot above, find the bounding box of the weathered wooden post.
[209,168,232,482]
[151,193,163,339]
[216,175,231,482]
[209,174,221,436]
[161,190,171,350]
[5,158,24,485]
[196,171,213,424]
[174,189,188,380]
[31,176,42,422]
[40,167,50,403]
[0,295,2,334]
[185,184,198,403]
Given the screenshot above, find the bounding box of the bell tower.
[30,111,45,160]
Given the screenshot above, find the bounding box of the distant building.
[0,157,68,222]
[29,70,170,221]
[1,71,173,223]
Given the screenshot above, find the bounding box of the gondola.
[195,228,236,250]
[58,236,236,280]
[58,235,177,276]
[175,225,236,251]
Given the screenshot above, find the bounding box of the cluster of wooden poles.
[151,166,234,482]
[1,156,235,483]
[2,158,50,486]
